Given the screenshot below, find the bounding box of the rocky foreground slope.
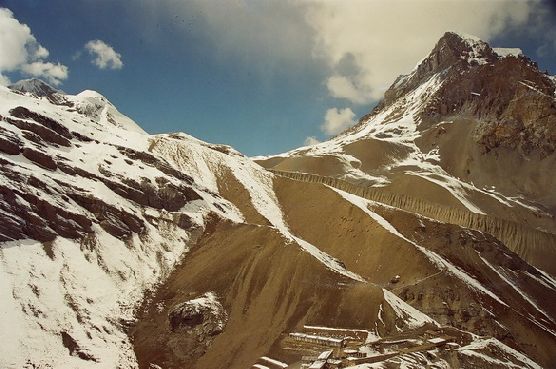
[1,33,555,369]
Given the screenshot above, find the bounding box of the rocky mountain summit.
[1,32,555,369]
[259,32,556,272]
[379,32,556,157]
[9,78,69,105]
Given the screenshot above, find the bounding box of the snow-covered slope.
[70,90,147,134]
[0,84,244,368]
[9,78,62,97]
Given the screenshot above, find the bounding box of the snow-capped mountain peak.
[9,78,63,97]
[258,31,556,252]
[69,88,146,134]
[384,32,499,101]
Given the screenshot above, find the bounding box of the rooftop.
[290,332,344,344]
[317,350,333,360]
[428,337,447,344]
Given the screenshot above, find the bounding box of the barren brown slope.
[272,176,556,367]
[132,219,395,369]
[372,204,556,367]
[415,117,556,222]
[212,165,271,226]
[130,169,555,368]
[270,170,556,275]
[265,154,350,178]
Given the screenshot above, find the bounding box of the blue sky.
[1,0,555,156]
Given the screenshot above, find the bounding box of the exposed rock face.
[9,106,73,139]
[160,292,228,362]
[168,292,227,335]
[0,101,207,243]
[379,32,556,157]
[61,331,97,362]
[22,147,58,170]
[381,32,498,108]
[0,127,23,154]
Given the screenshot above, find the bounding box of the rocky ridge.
[257,31,556,259]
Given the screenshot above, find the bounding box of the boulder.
[168,292,227,337]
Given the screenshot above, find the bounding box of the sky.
[1,0,556,156]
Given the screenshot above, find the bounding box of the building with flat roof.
[290,333,345,348]
[427,336,455,347]
[259,356,289,368]
[343,348,365,358]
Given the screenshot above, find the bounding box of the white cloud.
[131,1,315,80]
[85,40,123,70]
[321,107,356,135]
[304,136,321,146]
[0,8,34,71]
[132,1,549,105]
[0,7,68,85]
[326,75,372,104]
[21,62,68,82]
[0,74,10,86]
[143,1,548,142]
[34,45,49,59]
[303,0,537,103]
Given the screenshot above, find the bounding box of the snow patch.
[493,47,523,58]
[459,338,542,369]
[383,290,437,329]
[331,188,508,306]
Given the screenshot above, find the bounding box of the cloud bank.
[150,1,547,137]
[304,136,321,146]
[85,40,123,70]
[321,107,356,135]
[0,8,68,85]
[303,0,535,104]
[149,1,550,98]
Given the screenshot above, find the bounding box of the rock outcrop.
[168,293,227,335]
[379,32,556,157]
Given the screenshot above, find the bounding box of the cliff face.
[375,32,556,158]
[381,32,499,108]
